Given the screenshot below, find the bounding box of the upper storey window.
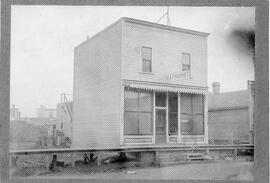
[182,53,191,71]
[141,47,152,73]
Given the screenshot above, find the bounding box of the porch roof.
[122,80,208,95]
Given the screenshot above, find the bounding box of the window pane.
[139,92,153,112]
[193,95,204,114]
[124,112,139,135]
[180,93,192,114]
[182,64,190,71]
[139,112,153,135]
[169,113,178,135]
[155,92,166,107]
[193,114,204,135]
[182,53,191,65]
[142,60,151,72]
[124,90,138,111]
[142,47,152,60]
[181,114,192,135]
[169,93,178,112]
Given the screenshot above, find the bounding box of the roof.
[121,17,210,36]
[209,90,249,110]
[76,17,209,49]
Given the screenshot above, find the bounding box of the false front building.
[73,17,209,148]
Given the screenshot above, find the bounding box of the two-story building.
[72,17,209,148]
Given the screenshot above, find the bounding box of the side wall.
[208,108,249,144]
[72,22,122,148]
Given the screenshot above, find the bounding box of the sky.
[10,6,255,117]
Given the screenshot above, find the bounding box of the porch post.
[166,92,169,143]
[204,93,209,144]
[153,91,156,144]
[120,85,124,145]
[178,92,181,143]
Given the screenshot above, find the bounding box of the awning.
[122,80,208,95]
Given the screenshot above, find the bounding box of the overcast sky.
[10,6,255,117]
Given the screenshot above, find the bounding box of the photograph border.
[1,0,268,183]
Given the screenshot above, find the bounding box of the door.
[155,109,166,144]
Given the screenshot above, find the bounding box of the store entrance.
[155,109,166,144]
[155,92,167,144]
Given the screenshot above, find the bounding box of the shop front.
[122,81,208,145]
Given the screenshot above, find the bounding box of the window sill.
[139,72,155,75]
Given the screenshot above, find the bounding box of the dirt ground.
[13,160,253,181]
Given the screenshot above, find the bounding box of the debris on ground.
[126,170,137,174]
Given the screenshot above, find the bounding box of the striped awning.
[123,80,208,95]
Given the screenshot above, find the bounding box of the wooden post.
[45,154,52,170]
[71,153,76,167]
[97,153,102,166]
[234,148,238,157]
[248,80,255,144]
[154,151,160,166]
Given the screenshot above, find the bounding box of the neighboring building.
[73,17,209,148]
[56,101,73,141]
[37,105,57,118]
[208,81,255,144]
[23,117,57,126]
[10,104,20,121]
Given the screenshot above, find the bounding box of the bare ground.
[12,160,253,181]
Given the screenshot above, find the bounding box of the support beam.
[71,153,76,167]
[45,154,52,170]
[96,153,102,166]
[234,148,238,157]
[154,151,160,166]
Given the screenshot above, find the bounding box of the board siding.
[121,21,208,88]
[208,108,249,143]
[72,21,122,149]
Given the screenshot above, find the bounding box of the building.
[56,101,73,142]
[23,117,57,126]
[10,104,20,121]
[208,81,255,144]
[73,17,209,148]
[37,105,57,118]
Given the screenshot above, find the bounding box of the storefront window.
[124,89,153,135]
[155,92,166,107]
[180,93,204,135]
[169,93,178,135]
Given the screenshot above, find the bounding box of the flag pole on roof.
[156,6,171,26]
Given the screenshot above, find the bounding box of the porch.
[121,81,208,146]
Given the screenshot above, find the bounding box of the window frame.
[141,46,152,73]
[180,94,204,135]
[124,89,154,136]
[181,52,191,72]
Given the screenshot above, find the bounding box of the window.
[182,53,191,71]
[155,92,166,107]
[124,89,153,135]
[168,93,178,135]
[142,47,152,72]
[180,93,204,135]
